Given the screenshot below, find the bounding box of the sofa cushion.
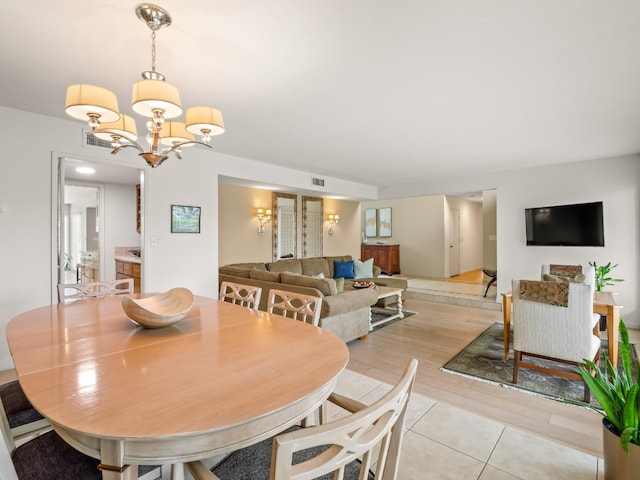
[301,258,331,278]
[354,258,374,279]
[325,255,353,278]
[280,272,338,296]
[219,265,253,278]
[267,259,303,274]
[249,270,282,283]
[334,260,355,280]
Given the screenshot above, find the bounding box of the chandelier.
[64,3,224,168]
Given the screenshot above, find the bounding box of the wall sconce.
[328,214,339,235]
[256,208,272,236]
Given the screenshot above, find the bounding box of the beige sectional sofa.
[218,255,407,343]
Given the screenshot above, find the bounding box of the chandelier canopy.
[65,3,224,168]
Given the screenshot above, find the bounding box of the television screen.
[525,201,604,247]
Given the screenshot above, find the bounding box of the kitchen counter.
[115,255,141,264]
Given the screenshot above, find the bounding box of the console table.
[361,244,400,275]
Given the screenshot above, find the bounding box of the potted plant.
[579,320,640,479]
[589,261,623,292]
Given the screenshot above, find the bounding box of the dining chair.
[58,278,134,303]
[185,358,418,480]
[0,391,164,480]
[219,281,262,309]
[0,380,51,449]
[267,289,322,326]
[511,279,600,402]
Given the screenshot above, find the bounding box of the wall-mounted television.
[525,201,604,247]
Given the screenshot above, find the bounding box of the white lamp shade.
[93,114,138,142]
[185,106,225,136]
[65,84,120,123]
[160,121,195,147]
[131,79,182,119]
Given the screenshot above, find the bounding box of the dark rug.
[441,322,635,408]
[370,309,415,332]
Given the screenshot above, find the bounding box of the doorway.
[63,184,102,285]
[52,155,143,301]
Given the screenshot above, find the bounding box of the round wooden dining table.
[7,294,349,479]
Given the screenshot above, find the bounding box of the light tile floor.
[334,369,604,480]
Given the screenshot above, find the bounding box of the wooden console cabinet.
[361,244,400,275]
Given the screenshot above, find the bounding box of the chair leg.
[513,351,521,383]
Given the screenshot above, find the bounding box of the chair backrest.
[267,289,322,326]
[58,278,134,303]
[540,264,595,289]
[0,381,50,451]
[271,358,418,479]
[512,279,599,362]
[219,281,262,309]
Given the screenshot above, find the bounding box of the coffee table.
[370,286,404,329]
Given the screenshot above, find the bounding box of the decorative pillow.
[301,258,331,278]
[219,265,253,278]
[335,277,345,293]
[280,272,337,296]
[354,258,374,279]
[334,260,355,279]
[267,259,303,274]
[325,256,353,278]
[316,272,325,279]
[249,270,281,283]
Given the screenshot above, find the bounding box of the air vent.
[83,129,113,149]
[311,177,325,187]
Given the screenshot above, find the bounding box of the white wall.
[102,182,141,281]
[361,196,447,277]
[445,196,484,275]
[380,155,640,328]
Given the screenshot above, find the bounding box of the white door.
[449,209,460,277]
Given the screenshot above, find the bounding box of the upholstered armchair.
[511,278,600,402]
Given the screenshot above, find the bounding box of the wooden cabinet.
[361,244,400,275]
[116,259,141,293]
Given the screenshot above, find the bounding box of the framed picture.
[171,205,201,233]
[365,208,377,237]
[379,207,392,237]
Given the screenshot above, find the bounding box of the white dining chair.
[185,359,418,480]
[266,289,322,326]
[58,278,134,303]
[0,388,164,480]
[219,281,262,309]
[0,381,51,449]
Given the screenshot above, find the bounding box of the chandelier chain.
[151,30,156,73]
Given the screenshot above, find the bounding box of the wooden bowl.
[121,288,194,329]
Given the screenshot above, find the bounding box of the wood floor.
[347,296,606,458]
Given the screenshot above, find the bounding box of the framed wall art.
[171,205,201,233]
[378,207,392,237]
[365,208,377,237]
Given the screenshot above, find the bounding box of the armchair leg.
[513,351,521,383]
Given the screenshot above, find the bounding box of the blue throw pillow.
[334,260,355,279]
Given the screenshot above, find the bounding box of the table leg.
[606,305,620,369]
[98,439,136,480]
[502,295,512,360]
[395,292,404,320]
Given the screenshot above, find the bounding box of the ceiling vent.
[311,177,325,187]
[83,129,113,150]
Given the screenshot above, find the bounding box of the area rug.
[370,310,415,332]
[441,322,633,408]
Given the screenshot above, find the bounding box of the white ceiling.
[3,1,640,188]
